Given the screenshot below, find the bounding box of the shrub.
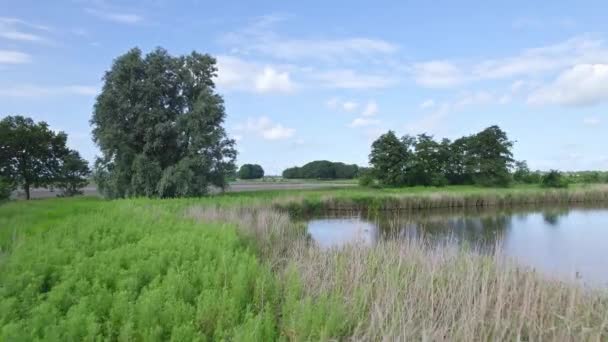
[541,170,568,188]
[0,176,12,201]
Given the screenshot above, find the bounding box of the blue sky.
[2,0,608,174]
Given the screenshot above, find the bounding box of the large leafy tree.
[369,131,413,186]
[55,150,91,197]
[91,48,237,198]
[0,115,70,200]
[466,125,514,186]
[238,164,264,179]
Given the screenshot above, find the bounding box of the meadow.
[2,185,608,340]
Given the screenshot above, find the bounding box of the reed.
[187,203,608,340]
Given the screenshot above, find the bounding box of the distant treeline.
[283,160,361,179]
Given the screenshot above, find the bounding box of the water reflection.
[306,204,608,285]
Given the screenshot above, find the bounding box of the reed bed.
[187,203,608,341]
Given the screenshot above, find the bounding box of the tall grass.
[187,203,608,340]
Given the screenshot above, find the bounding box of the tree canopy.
[238,164,264,179]
[91,48,237,198]
[0,115,88,199]
[369,126,515,187]
[282,160,359,179]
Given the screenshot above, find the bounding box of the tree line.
[283,160,360,179]
[368,126,515,187]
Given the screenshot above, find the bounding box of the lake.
[306,204,608,286]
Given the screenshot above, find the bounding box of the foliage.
[541,170,569,188]
[0,176,11,201]
[370,126,514,187]
[357,169,375,187]
[282,160,359,179]
[513,160,541,184]
[0,116,70,200]
[238,164,264,179]
[369,131,412,186]
[54,150,91,197]
[91,48,236,199]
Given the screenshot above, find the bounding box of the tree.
[369,131,412,186]
[282,161,359,179]
[0,116,69,200]
[55,150,91,197]
[466,126,514,187]
[238,164,264,179]
[541,170,568,188]
[410,134,448,186]
[91,48,237,198]
[0,176,11,201]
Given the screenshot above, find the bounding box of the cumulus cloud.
[0,50,31,64]
[528,64,608,106]
[215,56,296,94]
[419,99,436,109]
[235,116,295,140]
[254,67,294,93]
[361,101,378,116]
[342,101,359,112]
[412,37,608,88]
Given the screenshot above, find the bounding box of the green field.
[2,186,608,340]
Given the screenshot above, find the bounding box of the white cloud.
[349,117,380,128]
[412,37,608,88]
[342,101,359,112]
[361,100,378,116]
[85,8,143,24]
[583,117,601,126]
[326,97,340,109]
[215,56,296,94]
[528,64,608,106]
[235,116,295,140]
[419,99,436,109]
[312,69,397,89]
[412,61,465,88]
[0,85,98,97]
[0,17,49,43]
[222,16,397,62]
[0,50,31,64]
[254,67,294,93]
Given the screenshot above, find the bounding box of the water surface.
[306,205,608,286]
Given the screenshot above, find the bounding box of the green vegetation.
[283,160,359,179]
[0,116,90,200]
[541,170,569,188]
[0,177,10,201]
[369,125,514,187]
[2,187,608,340]
[91,48,236,199]
[238,164,265,179]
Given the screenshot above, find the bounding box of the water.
[306,205,608,285]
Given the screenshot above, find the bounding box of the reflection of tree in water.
[542,208,569,226]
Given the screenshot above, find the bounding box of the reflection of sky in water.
[307,207,608,286]
[308,218,378,248]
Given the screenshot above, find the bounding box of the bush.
[358,172,375,187]
[283,161,359,179]
[0,176,12,201]
[541,170,568,188]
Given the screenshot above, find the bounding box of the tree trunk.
[24,183,30,200]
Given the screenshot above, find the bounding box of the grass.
[2,185,608,340]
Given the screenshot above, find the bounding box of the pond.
[306,204,608,286]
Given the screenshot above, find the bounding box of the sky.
[2,0,608,175]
